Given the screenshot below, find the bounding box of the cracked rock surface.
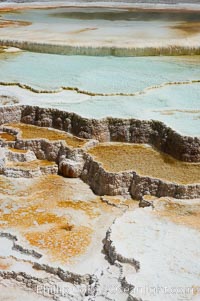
[104,197,200,301]
[0,167,135,300]
[0,108,199,301]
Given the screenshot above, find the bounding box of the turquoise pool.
[0,52,199,92]
[0,51,199,136]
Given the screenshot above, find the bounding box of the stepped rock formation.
[0,106,199,301]
[0,105,199,200]
[0,4,199,298]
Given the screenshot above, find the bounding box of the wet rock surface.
[0,105,199,301]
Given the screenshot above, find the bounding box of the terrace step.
[0,147,58,178]
[3,160,58,178]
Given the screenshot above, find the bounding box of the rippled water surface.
[0,52,199,92]
[0,51,199,136]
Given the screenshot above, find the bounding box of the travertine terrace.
[0,5,200,56]
[0,2,200,301]
[0,105,199,198]
[0,104,199,300]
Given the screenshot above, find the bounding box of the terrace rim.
[0,105,199,162]
[0,39,200,56]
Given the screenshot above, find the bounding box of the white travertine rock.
[6,149,37,162]
[59,156,84,178]
[0,147,6,172]
[105,202,200,301]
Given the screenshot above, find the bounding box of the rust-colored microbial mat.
[0,175,117,264]
[6,123,87,148]
[88,143,200,184]
[0,132,16,141]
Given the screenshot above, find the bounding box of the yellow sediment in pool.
[88,143,200,184]
[25,225,92,263]
[0,132,16,141]
[58,200,100,218]
[0,175,111,263]
[8,147,28,153]
[6,159,56,170]
[5,123,86,148]
[0,201,92,263]
[0,204,63,229]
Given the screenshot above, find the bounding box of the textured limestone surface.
[0,116,199,300]
[0,4,199,299]
[0,120,199,199]
[0,172,134,301]
[105,198,200,301]
[0,171,200,300]
[0,145,58,178]
[0,105,199,162]
[1,113,200,200]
